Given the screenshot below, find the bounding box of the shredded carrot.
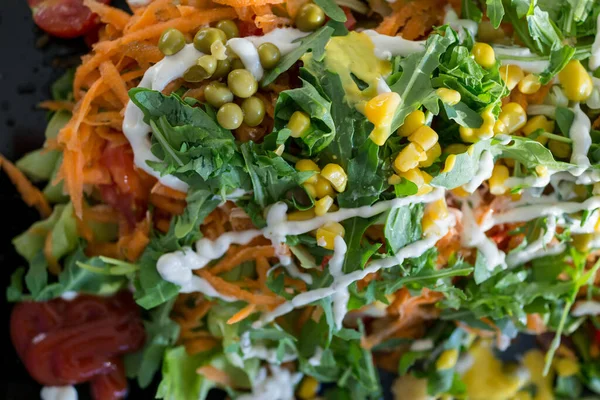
[151,182,187,200]
[0,155,52,218]
[197,366,237,386]
[39,100,75,112]
[183,338,220,354]
[150,193,186,215]
[118,215,151,261]
[83,204,120,223]
[210,245,276,275]
[227,304,257,324]
[197,269,283,305]
[84,0,131,31]
[99,61,130,106]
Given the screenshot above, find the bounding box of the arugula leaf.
[337,140,386,207]
[174,189,220,239]
[274,78,336,155]
[51,69,75,101]
[313,0,346,22]
[461,0,483,22]
[341,216,380,274]
[156,346,214,400]
[539,45,575,84]
[486,0,505,28]
[261,26,334,87]
[497,135,572,171]
[431,140,492,189]
[384,204,424,255]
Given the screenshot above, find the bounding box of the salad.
[4,0,600,399]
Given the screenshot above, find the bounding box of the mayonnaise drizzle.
[443,5,478,39]
[493,46,550,73]
[40,386,78,400]
[463,151,494,193]
[569,103,592,173]
[572,300,600,317]
[505,216,557,268]
[329,236,349,330]
[589,13,600,71]
[362,30,425,59]
[237,365,302,400]
[240,331,297,364]
[461,202,506,271]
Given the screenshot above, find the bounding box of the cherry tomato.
[342,7,356,30]
[239,20,263,37]
[27,0,111,39]
[10,292,145,398]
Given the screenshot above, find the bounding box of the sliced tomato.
[27,0,111,39]
[342,7,356,30]
[90,359,129,400]
[239,20,263,37]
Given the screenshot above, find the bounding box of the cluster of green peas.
[155,3,327,130]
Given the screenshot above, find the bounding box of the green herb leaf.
[486,0,505,28]
[314,0,347,22]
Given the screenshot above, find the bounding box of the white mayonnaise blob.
[329,236,350,330]
[572,300,600,317]
[569,103,592,173]
[589,13,600,71]
[240,332,297,364]
[237,365,302,400]
[228,38,264,81]
[443,5,478,39]
[463,151,494,193]
[363,30,426,59]
[40,386,78,400]
[461,202,507,271]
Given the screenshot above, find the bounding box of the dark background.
[0,1,160,398]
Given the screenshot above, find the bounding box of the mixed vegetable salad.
[4,0,600,399]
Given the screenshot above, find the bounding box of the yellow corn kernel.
[451,186,470,197]
[460,107,496,142]
[498,102,527,134]
[535,165,548,177]
[296,159,321,184]
[494,120,508,135]
[522,115,555,145]
[593,182,600,196]
[489,164,509,195]
[274,144,285,156]
[394,143,425,173]
[420,142,442,168]
[436,349,459,370]
[398,109,425,137]
[388,174,402,185]
[297,376,319,400]
[316,221,345,250]
[559,59,593,102]
[409,125,439,151]
[426,199,449,220]
[436,88,461,106]
[442,154,457,173]
[548,139,572,159]
[314,195,334,216]
[518,73,541,94]
[444,144,468,154]
[499,64,525,90]
[287,111,311,138]
[513,391,533,400]
[472,42,496,69]
[555,358,580,377]
[314,176,335,199]
[396,169,432,195]
[303,183,317,198]
[365,92,402,145]
[288,208,316,221]
[321,164,348,192]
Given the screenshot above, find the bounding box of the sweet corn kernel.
[494,120,508,135]
[297,376,319,400]
[548,139,572,159]
[296,159,321,184]
[559,59,593,102]
[499,64,525,90]
[288,208,316,221]
[287,111,311,138]
[451,186,470,197]
[398,109,425,137]
[409,125,439,151]
[460,107,495,143]
[321,164,348,192]
[518,74,541,94]
[365,92,402,145]
[522,115,555,145]
[426,198,449,220]
[489,164,509,195]
[555,358,580,377]
[303,183,317,198]
[420,143,442,168]
[316,221,345,250]
[593,182,600,196]
[274,144,285,156]
[444,144,468,154]
[472,42,496,69]
[535,165,548,177]
[436,349,459,370]
[442,154,457,173]
[498,102,527,134]
[314,176,335,198]
[513,391,533,400]
[388,174,402,185]
[315,195,334,216]
[436,88,461,106]
[394,143,425,173]
[396,169,432,195]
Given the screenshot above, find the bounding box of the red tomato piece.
[10,301,64,359]
[27,0,111,39]
[343,7,357,30]
[239,20,263,37]
[90,359,129,400]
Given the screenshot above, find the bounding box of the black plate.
[0,1,160,398]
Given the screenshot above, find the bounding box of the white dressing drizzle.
[240,332,297,363]
[329,236,350,330]
[363,30,425,59]
[237,365,302,400]
[228,38,264,81]
[589,13,600,71]
[461,202,506,271]
[505,216,556,268]
[410,339,434,352]
[40,386,78,400]
[463,151,494,193]
[569,103,592,174]
[526,104,557,119]
[587,77,600,110]
[572,300,600,317]
[493,46,550,73]
[443,5,478,39]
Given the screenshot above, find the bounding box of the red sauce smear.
[10,291,145,400]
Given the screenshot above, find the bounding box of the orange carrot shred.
[227,304,257,324]
[0,155,52,218]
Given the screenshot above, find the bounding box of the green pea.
[227,69,258,98]
[183,55,217,82]
[158,28,186,56]
[231,58,246,71]
[287,111,311,137]
[241,96,266,127]
[258,43,281,70]
[213,58,232,79]
[295,3,326,32]
[216,20,240,39]
[217,103,244,130]
[205,82,234,108]
[194,28,227,53]
[197,55,217,76]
